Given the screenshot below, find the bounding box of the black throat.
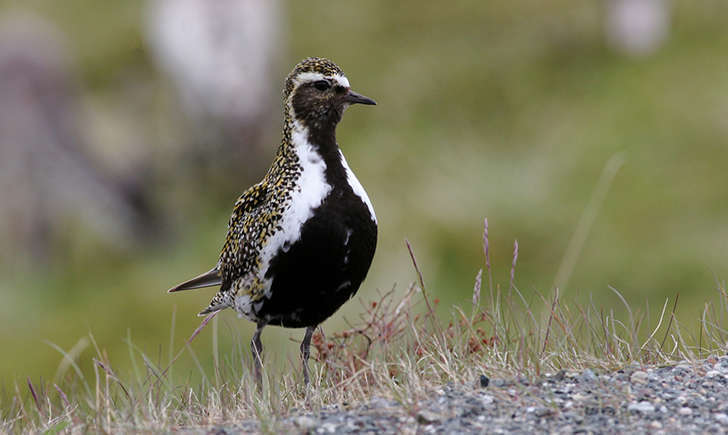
[290,115,349,189]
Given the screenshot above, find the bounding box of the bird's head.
[283,57,375,133]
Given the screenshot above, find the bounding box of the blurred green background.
[1,0,727,390]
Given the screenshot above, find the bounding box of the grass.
[3,223,727,433]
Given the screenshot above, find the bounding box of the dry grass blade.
[541,288,559,357]
[188,311,220,345]
[157,310,221,381]
[472,269,482,312]
[509,240,518,291]
[405,239,442,338]
[660,293,680,352]
[44,339,91,397]
[483,218,495,311]
[553,153,624,293]
[26,378,43,419]
[640,298,669,354]
[94,358,133,406]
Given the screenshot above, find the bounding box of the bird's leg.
[251,323,265,387]
[300,326,315,385]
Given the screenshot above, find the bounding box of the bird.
[168,57,378,385]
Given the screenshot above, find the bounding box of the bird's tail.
[167,266,221,293]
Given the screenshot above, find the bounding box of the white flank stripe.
[339,150,377,223]
[257,121,332,297]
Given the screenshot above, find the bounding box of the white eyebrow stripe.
[292,71,327,86]
[292,71,351,90]
[334,74,350,88]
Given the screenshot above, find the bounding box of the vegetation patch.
[3,224,727,432]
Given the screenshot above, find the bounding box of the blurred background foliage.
[0,0,727,390]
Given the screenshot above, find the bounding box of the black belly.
[258,190,377,328]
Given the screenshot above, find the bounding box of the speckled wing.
[199,181,271,315]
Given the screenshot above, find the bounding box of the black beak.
[344,89,376,106]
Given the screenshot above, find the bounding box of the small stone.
[630,371,648,384]
[677,396,688,405]
[416,410,442,425]
[580,369,596,383]
[628,401,655,413]
[480,374,490,388]
[293,416,317,431]
[676,363,692,372]
[679,407,693,416]
[601,406,616,416]
[715,413,728,425]
[706,370,722,378]
[534,407,552,417]
[650,421,663,429]
[320,422,337,433]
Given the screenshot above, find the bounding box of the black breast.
[258,146,377,328]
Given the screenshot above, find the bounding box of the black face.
[291,77,376,135]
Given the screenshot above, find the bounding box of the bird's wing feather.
[219,181,269,264]
[231,181,269,223]
[193,181,271,313]
[167,266,221,292]
[168,183,267,295]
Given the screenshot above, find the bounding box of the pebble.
[628,401,655,413]
[579,369,596,383]
[320,422,338,433]
[715,413,728,425]
[679,407,693,416]
[630,371,649,384]
[416,410,442,424]
[293,416,317,431]
[479,374,490,388]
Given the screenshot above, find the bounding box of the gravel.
[204,355,728,434]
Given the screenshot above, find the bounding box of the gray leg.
[251,323,265,386]
[300,326,315,385]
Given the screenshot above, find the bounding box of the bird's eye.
[313,80,331,91]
